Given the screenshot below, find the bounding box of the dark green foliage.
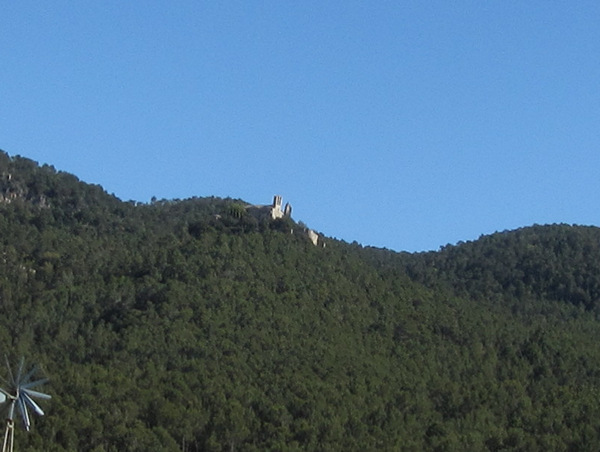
[1,150,600,450]
[392,224,600,311]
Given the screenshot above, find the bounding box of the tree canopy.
[0,151,600,450]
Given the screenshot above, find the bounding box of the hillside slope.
[1,152,600,451]
[392,224,600,311]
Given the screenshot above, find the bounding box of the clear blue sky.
[2,1,600,252]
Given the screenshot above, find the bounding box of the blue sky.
[2,1,600,252]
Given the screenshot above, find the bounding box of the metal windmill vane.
[0,357,50,452]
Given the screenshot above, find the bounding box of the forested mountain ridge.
[1,151,600,451]
[359,224,600,312]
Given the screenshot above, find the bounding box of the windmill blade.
[0,386,14,399]
[22,388,51,400]
[20,377,49,390]
[22,393,44,416]
[17,396,31,431]
[19,364,39,385]
[0,358,50,432]
[15,357,25,385]
[5,356,15,386]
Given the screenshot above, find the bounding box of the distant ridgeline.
[0,150,324,246]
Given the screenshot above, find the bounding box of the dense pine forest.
[1,150,600,451]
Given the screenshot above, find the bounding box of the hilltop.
[1,151,600,451]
